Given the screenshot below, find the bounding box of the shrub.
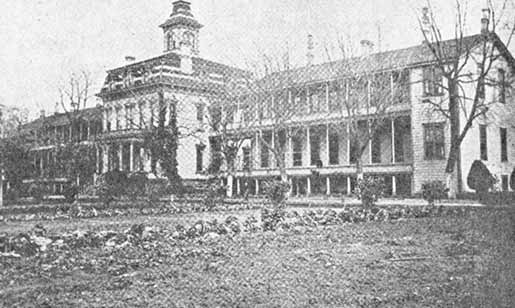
[422,181,448,206]
[355,176,385,208]
[28,183,44,203]
[63,184,79,204]
[263,180,290,205]
[203,179,225,210]
[127,172,148,200]
[467,160,496,202]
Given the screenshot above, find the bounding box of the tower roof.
[160,0,203,30]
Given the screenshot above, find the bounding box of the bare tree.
[323,37,407,180]
[417,1,515,197]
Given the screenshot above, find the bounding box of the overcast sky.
[0,0,513,119]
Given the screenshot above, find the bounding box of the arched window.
[183,31,194,46]
[166,32,176,51]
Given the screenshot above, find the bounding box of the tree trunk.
[356,158,364,181]
[445,80,462,198]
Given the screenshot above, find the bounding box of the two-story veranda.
[221,57,417,197]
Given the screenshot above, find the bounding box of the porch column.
[144,148,151,172]
[118,143,123,171]
[288,177,293,196]
[96,146,101,173]
[306,177,312,196]
[226,175,234,198]
[325,82,330,112]
[236,178,241,195]
[139,147,145,172]
[129,142,134,172]
[306,126,311,166]
[288,128,293,167]
[392,175,397,196]
[325,123,330,166]
[391,117,396,163]
[326,176,331,195]
[347,176,351,195]
[271,129,275,167]
[255,179,259,195]
[102,145,109,173]
[347,123,351,164]
[0,169,4,207]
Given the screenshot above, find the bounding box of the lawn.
[1,206,514,307]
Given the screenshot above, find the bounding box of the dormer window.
[166,32,176,51]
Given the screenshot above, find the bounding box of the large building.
[13,1,515,197]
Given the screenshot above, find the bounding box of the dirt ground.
[1,207,514,307]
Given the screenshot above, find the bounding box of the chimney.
[421,7,431,40]
[481,8,490,35]
[360,39,374,56]
[307,34,314,66]
[40,109,46,118]
[125,56,136,63]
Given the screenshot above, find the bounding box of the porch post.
[255,178,259,195]
[326,176,331,195]
[129,142,134,172]
[306,177,312,196]
[288,177,293,196]
[288,128,293,167]
[325,123,330,166]
[103,145,109,172]
[347,122,351,164]
[391,117,396,163]
[325,82,330,112]
[392,175,397,196]
[306,126,311,166]
[139,147,145,172]
[236,178,241,195]
[347,176,351,195]
[119,143,123,171]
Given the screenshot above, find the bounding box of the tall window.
[480,125,488,161]
[423,66,443,96]
[196,104,204,122]
[500,127,508,162]
[329,132,339,165]
[242,147,251,171]
[260,132,272,168]
[501,175,509,191]
[424,123,445,160]
[115,107,121,130]
[310,130,321,166]
[196,144,204,173]
[292,132,303,166]
[371,132,381,163]
[477,64,485,99]
[138,103,144,128]
[498,69,506,104]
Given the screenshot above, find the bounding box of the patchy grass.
[1,207,514,307]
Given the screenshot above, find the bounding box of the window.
[260,132,272,168]
[501,127,508,162]
[125,105,133,129]
[477,64,485,99]
[498,69,506,104]
[329,132,339,165]
[196,104,204,122]
[196,144,204,173]
[328,80,344,112]
[292,133,303,166]
[242,147,251,171]
[138,103,144,128]
[225,105,235,124]
[424,123,445,160]
[501,175,509,191]
[371,132,381,163]
[480,125,488,160]
[423,66,443,96]
[115,107,121,130]
[310,131,321,166]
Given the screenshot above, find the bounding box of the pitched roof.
[259,33,514,88]
[20,107,102,133]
